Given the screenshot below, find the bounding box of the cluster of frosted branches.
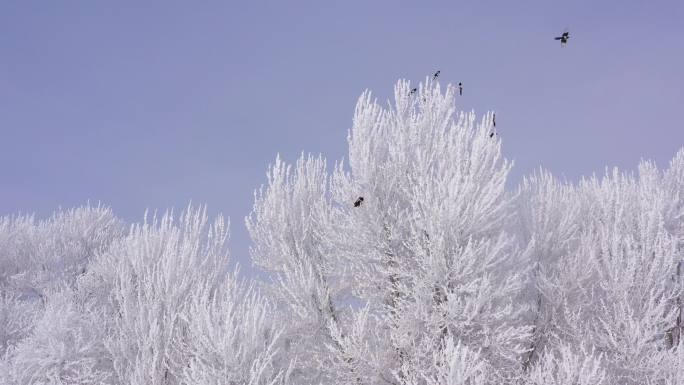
[0,79,682,384]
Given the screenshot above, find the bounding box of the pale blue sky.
[1,1,682,273]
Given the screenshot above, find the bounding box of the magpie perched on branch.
[489,114,497,138]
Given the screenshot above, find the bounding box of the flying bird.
[409,88,418,96]
[354,197,364,207]
[554,29,570,47]
[458,82,463,95]
[433,70,440,80]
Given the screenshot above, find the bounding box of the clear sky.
[1,1,682,273]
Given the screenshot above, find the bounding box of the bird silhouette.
[409,88,418,95]
[433,70,440,80]
[554,30,570,47]
[354,197,364,207]
[458,82,463,95]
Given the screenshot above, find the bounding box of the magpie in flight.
[555,29,570,47]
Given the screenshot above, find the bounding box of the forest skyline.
[2,79,683,384]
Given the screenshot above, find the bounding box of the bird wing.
[554,37,562,40]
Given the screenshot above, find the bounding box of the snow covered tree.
[514,170,583,370]
[570,162,682,384]
[1,205,288,385]
[246,154,346,384]
[516,160,684,384]
[248,79,531,384]
[83,205,287,385]
[0,204,123,383]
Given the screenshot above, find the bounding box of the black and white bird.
[554,29,570,47]
[458,82,463,95]
[409,87,418,96]
[354,197,364,207]
[489,113,497,137]
[433,70,440,80]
